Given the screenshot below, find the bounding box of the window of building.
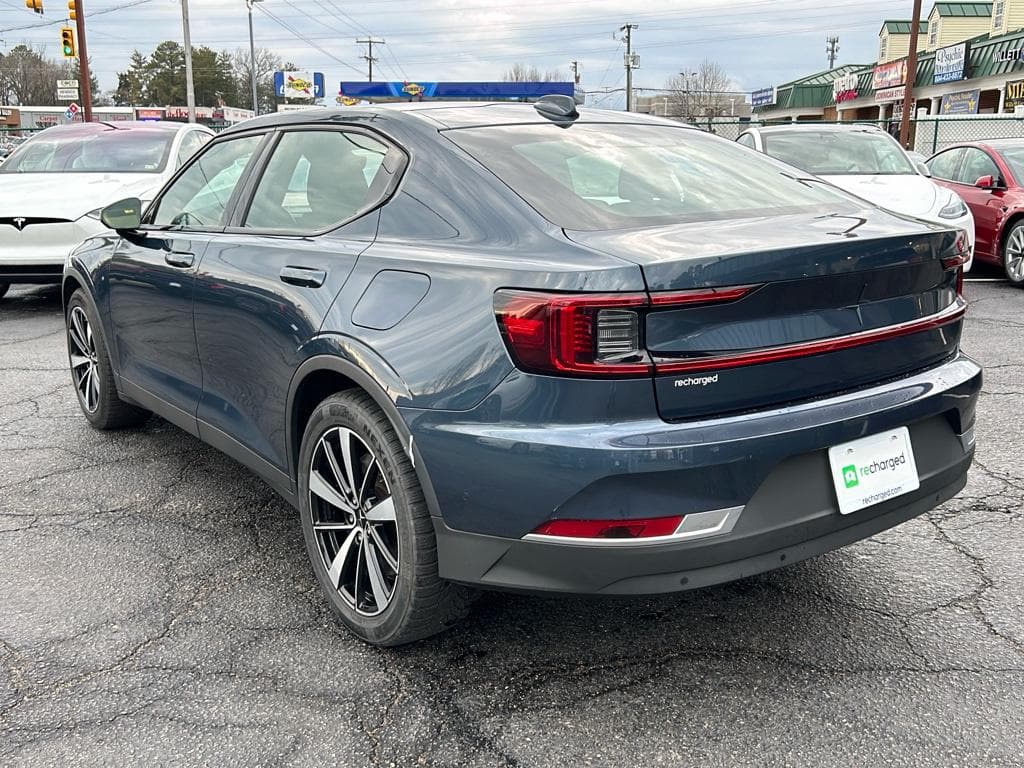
[879,33,888,61]
[929,20,939,48]
[994,0,1006,30]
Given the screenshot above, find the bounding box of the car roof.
[221,102,695,134]
[747,123,886,135]
[36,120,210,136]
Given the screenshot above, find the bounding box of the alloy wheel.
[1007,228,1024,282]
[68,306,100,413]
[308,426,399,617]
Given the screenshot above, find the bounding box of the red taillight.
[943,246,970,298]
[494,290,652,377]
[649,284,759,306]
[532,516,685,539]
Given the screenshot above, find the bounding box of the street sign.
[57,88,79,101]
[57,79,79,89]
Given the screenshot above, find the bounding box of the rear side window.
[446,123,848,231]
[736,133,756,148]
[243,130,389,232]
[956,148,999,185]
[175,130,211,168]
[926,148,962,181]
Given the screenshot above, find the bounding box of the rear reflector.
[532,516,685,539]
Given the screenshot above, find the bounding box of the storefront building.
[754,0,1024,122]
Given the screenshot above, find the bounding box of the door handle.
[164,252,195,268]
[280,265,327,288]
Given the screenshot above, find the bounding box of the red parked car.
[927,140,1024,285]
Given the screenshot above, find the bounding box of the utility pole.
[826,36,840,70]
[246,0,263,115]
[181,0,196,123]
[570,59,580,85]
[72,1,93,122]
[899,0,922,148]
[357,37,385,82]
[620,22,638,111]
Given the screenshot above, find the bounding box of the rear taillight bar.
[494,282,965,379]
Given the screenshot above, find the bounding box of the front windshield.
[995,145,1024,185]
[762,130,916,176]
[0,127,173,174]
[446,123,850,231]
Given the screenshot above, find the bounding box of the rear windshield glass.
[762,130,916,176]
[0,128,173,174]
[445,122,849,231]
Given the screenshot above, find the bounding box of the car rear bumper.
[403,354,981,594]
[432,438,970,594]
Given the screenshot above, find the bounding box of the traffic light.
[60,26,76,58]
[25,0,44,14]
[67,1,75,20]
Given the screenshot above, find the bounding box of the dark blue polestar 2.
[64,98,980,645]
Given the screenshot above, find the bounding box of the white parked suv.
[737,123,976,269]
[0,120,213,299]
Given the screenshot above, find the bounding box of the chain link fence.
[692,116,1024,157]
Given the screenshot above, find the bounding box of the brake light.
[532,516,685,539]
[494,290,652,376]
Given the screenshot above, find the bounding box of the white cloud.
[1,0,897,104]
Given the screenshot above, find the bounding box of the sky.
[0,0,916,108]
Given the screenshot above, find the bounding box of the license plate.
[827,427,920,515]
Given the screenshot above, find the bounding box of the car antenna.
[533,94,579,125]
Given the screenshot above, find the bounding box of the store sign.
[999,48,1023,62]
[832,73,859,103]
[873,59,907,90]
[934,42,970,84]
[164,106,214,120]
[750,87,776,107]
[875,86,906,103]
[1005,79,1024,111]
[940,89,980,115]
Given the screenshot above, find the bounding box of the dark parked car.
[927,139,1024,284]
[64,99,980,645]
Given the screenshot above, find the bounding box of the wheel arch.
[998,209,1024,263]
[286,353,444,519]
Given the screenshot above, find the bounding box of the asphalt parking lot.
[0,279,1022,768]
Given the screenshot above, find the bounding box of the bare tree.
[503,63,562,82]
[0,44,64,106]
[664,59,733,120]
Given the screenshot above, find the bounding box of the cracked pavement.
[1,280,1022,768]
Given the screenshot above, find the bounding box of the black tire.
[66,289,150,430]
[1002,220,1024,286]
[298,389,475,646]
[0,282,9,301]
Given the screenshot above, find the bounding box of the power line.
[252,4,363,76]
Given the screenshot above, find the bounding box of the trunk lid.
[567,210,965,421]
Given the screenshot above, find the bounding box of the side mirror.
[974,175,996,190]
[100,197,142,231]
[916,161,932,177]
